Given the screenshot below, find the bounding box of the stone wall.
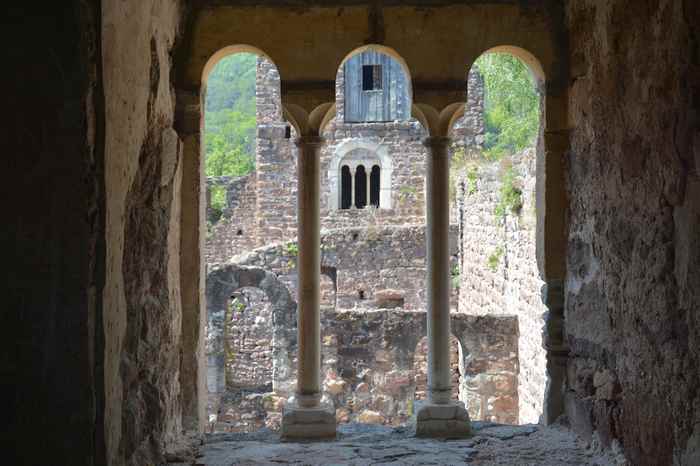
[102,1,185,464]
[206,263,519,431]
[4,3,104,465]
[234,225,459,313]
[206,174,258,264]
[204,59,485,265]
[457,147,546,425]
[564,1,700,464]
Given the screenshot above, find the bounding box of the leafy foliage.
[209,184,227,222]
[494,164,523,220]
[487,246,504,272]
[466,167,479,195]
[204,53,257,177]
[475,53,540,159]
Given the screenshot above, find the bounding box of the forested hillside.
[204,53,257,177]
[474,54,540,159]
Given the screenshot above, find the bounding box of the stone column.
[416,136,471,438]
[350,167,356,208]
[366,169,371,208]
[281,135,336,439]
[542,280,568,424]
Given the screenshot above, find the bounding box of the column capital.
[295,135,325,148]
[422,136,451,150]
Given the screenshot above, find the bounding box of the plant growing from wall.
[466,167,479,195]
[487,246,504,272]
[285,242,298,269]
[209,184,227,222]
[494,165,522,221]
[451,264,461,289]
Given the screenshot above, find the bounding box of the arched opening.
[214,286,274,433]
[200,48,290,433]
[454,47,547,425]
[330,143,392,211]
[370,165,380,207]
[412,335,462,403]
[355,165,367,208]
[337,44,413,124]
[340,165,352,209]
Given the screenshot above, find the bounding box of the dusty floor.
[178,422,624,465]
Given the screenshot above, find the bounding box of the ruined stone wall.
[206,264,519,431]
[205,60,484,265]
[458,147,546,425]
[205,174,258,264]
[102,1,185,464]
[254,59,298,247]
[235,225,458,312]
[564,1,700,464]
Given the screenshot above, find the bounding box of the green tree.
[475,53,540,159]
[204,53,257,177]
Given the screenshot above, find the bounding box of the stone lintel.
[415,402,472,438]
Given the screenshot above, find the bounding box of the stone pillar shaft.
[296,136,322,407]
[350,168,356,208]
[424,136,452,404]
[366,170,371,208]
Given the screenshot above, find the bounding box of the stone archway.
[205,264,297,432]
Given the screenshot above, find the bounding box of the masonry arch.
[178,45,287,432]
[453,45,565,425]
[205,264,298,431]
[412,335,463,403]
[329,140,393,210]
[336,44,413,123]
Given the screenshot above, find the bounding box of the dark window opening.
[340,165,352,209]
[284,125,291,139]
[236,229,243,236]
[362,64,382,91]
[370,165,380,207]
[355,165,367,208]
[358,290,366,300]
[352,232,359,241]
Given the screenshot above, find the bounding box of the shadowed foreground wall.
[102,0,184,465]
[565,1,700,464]
[2,3,105,465]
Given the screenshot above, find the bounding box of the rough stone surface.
[564,1,700,464]
[190,422,623,465]
[102,1,184,464]
[458,147,547,424]
[206,264,519,430]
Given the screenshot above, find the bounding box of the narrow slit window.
[362,65,383,91]
[340,166,352,209]
[370,165,381,208]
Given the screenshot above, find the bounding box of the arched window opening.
[340,165,352,209]
[355,165,367,208]
[370,165,380,207]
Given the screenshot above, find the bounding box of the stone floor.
[173,422,625,465]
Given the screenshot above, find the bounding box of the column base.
[415,402,472,438]
[280,398,336,440]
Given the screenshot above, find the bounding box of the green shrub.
[487,246,504,272]
[466,167,479,195]
[209,184,227,222]
[494,166,522,220]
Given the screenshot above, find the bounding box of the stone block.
[281,402,337,440]
[415,402,472,438]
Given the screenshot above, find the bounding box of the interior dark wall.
[1,2,104,465]
[565,1,700,464]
